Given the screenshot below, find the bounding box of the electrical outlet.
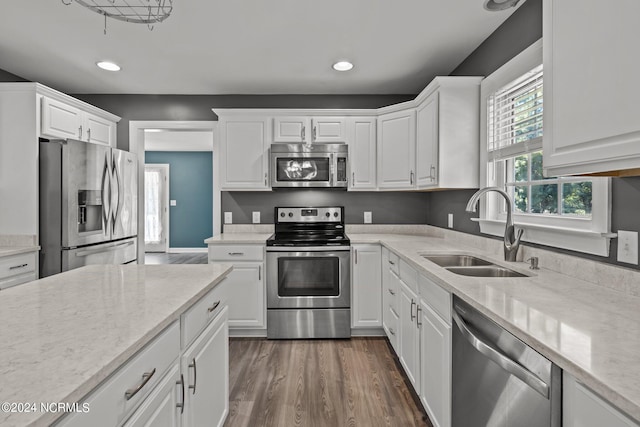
[617,230,638,265]
[252,211,260,224]
[224,212,233,224]
[364,212,372,224]
[448,213,454,228]
[170,200,177,206]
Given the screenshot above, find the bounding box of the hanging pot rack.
[61,0,173,33]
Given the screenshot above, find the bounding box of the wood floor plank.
[225,338,431,427]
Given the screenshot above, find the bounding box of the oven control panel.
[275,207,343,223]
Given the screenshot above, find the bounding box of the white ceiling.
[0,1,519,95]
[144,130,213,151]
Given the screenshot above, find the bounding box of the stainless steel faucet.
[465,187,524,261]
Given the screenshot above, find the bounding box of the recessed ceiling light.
[332,61,354,72]
[96,61,121,71]
[144,129,163,133]
[483,0,520,11]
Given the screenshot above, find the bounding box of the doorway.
[144,164,169,253]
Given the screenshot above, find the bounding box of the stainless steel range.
[266,206,350,339]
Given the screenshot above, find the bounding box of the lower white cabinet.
[398,277,420,394]
[123,364,181,427]
[419,300,451,427]
[181,306,229,427]
[208,244,265,331]
[0,251,37,290]
[351,244,382,328]
[564,372,639,427]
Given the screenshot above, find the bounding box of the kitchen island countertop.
[0,263,232,427]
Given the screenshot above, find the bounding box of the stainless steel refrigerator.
[39,139,138,277]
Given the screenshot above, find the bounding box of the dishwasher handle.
[452,309,549,399]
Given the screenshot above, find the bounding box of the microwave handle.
[330,153,335,187]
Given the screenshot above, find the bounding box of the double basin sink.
[422,254,529,278]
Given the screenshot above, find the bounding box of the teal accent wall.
[145,151,213,248]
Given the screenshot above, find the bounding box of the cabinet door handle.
[416,306,422,327]
[301,126,305,141]
[188,358,197,395]
[176,374,185,414]
[388,260,395,265]
[410,170,414,185]
[124,368,156,400]
[388,288,395,296]
[87,128,91,142]
[354,249,358,264]
[207,300,221,313]
[264,172,267,186]
[78,125,83,139]
[410,299,416,321]
[430,165,436,181]
[389,328,396,336]
[228,252,244,256]
[9,263,28,270]
[258,265,261,281]
[352,172,355,184]
[313,126,317,141]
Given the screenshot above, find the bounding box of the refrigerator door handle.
[101,156,110,237]
[75,240,135,257]
[111,154,121,234]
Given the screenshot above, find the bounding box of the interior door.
[144,164,169,252]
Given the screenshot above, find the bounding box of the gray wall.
[72,94,412,151]
[0,69,27,82]
[222,191,430,229]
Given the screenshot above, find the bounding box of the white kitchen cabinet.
[377,109,416,190]
[543,0,640,176]
[41,96,117,146]
[415,77,481,190]
[351,244,382,329]
[398,277,420,394]
[0,251,37,290]
[563,372,639,427]
[273,116,346,144]
[419,300,451,427]
[208,244,265,332]
[181,306,229,427]
[347,117,377,190]
[218,115,270,190]
[123,364,182,427]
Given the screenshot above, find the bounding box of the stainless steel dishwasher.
[452,296,561,427]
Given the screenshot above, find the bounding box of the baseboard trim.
[351,327,386,337]
[168,247,208,253]
[229,328,268,338]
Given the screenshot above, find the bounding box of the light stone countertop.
[205,233,272,244]
[0,246,39,258]
[0,263,232,427]
[213,231,640,422]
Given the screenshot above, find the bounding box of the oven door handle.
[266,246,351,252]
[452,310,549,398]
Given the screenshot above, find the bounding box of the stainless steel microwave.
[270,143,348,188]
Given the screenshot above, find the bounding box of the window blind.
[487,65,543,161]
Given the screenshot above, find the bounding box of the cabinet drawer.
[386,271,399,314]
[0,271,37,290]
[388,251,399,275]
[418,274,451,323]
[386,306,399,353]
[399,259,418,293]
[58,322,180,427]
[0,252,36,280]
[208,245,264,262]
[182,280,228,348]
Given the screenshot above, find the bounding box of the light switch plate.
[224,212,233,224]
[448,213,454,228]
[364,212,372,224]
[170,200,177,206]
[617,230,638,264]
[252,211,260,224]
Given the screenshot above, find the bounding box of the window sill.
[471,218,615,257]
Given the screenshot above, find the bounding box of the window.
[479,40,611,256]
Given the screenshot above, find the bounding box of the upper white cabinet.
[348,117,377,190]
[218,114,270,191]
[543,0,640,176]
[415,77,481,190]
[41,96,117,145]
[377,108,416,190]
[351,244,382,329]
[273,116,346,144]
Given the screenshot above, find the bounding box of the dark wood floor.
[144,252,208,264]
[225,338,431,427]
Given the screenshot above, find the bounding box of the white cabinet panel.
[399,279,420,394]
[563,372,639,427]
[348,117,377,190]
[224,263,265,329]
[41,97,82,139]
[311,117,346,143]
[416,92,439,188]
[419,301,451,427]
[219,117,269,190]
[273,116,309,143]
[123,364,181,427]
[182,307,229,427]
[0,251,37,290]
[85,112,115,146]
[543,0,640,175]
[377,109,416,189]
[351,244,382,328]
